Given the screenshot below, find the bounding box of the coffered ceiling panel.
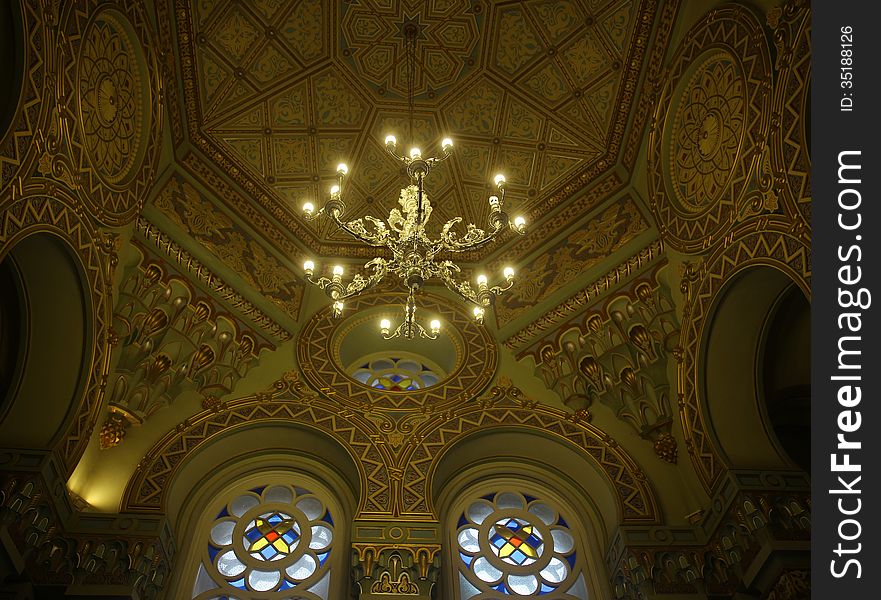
[179,0,655,250]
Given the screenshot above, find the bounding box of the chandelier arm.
[328,213,389,247]
[438,220,504,253]
[335,258,389,301]
[433,262,480,305]
[489,279,515,295]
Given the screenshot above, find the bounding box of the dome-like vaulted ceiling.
[171,0,664,258]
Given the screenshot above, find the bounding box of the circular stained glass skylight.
[350,356,443,391]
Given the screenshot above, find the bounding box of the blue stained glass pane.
[317,551,329,566]
[511,549,527,564]
[459,551,473,566]
[322,509,334,525]
[406,385,416,390]
[491,535,505,548]
[492,581,508,593]
[390,374,402,382]
[207,545,220,562]
[457,514,468,528]
[268,514,282,524]
[390,357,399,361]
[505,518,520,530]
[526,534,542,547]
[283,532,297,544]
[540,582,556,593]
[558,515,568,527]
[524,494,537,503]
[373,383,386,389]
[482,493,495,501]
[566,553,577,567]
[360,363,369,369]
[251,486,266,495]
[280,580,293,590]
[230,577,246,590]
[246,528,262,542]
[216,506,229,519]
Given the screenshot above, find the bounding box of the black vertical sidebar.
[812,2,881,596]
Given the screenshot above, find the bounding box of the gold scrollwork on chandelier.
[301,139,526,339]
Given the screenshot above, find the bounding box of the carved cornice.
[504,239,664,351]
[136,217,293,342]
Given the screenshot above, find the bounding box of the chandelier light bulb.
[337,163,349,176]
[332,265,344,276]
[514,215,526,231]
[380,318,391,332]
[410,147,422,159]
[333,300,344,315]
[477,274,488,287]
[441,137,453,151]
[430,319,441,333]
[303,260,315,273]
[303,201,314,215]
[488,195,500,209]
[385,134,397,147]
[503,266,515,279]
[330,184,340,195]
[494,173,506,187]
[473,306,485,319]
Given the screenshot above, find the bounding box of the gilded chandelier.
[301,137,526,339]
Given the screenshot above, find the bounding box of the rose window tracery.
[456,491,588,598]
[193,485,334,599]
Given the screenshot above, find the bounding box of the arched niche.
[702,266,809,471]
[431,428,618,546]
[169,452,356,599]
[759,282,811,472]
[164,423,361,531]
[0,233,93,449]
[432,434,614,600]
[163,423,361,598]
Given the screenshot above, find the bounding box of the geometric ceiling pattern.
[185,0,647,247]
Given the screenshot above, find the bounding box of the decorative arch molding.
[436,472,613,600]
[402,384,659,524]
[678,218,811,492]
[124,375,658,525]
[169,463,354,600]
[123,372,387,515]
[0,182,116,473]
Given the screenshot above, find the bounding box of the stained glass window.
[192,485,334,599]
[456,491,589,598]
[350,356,442,391]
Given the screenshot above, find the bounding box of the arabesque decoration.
[123,373,658,524]
[648,5,773,253]
[494,196,648,325]
[768,0,811,228]
[52,0,162,226]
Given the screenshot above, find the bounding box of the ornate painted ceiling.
[149,0,677,341]
[182,0,651,246]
